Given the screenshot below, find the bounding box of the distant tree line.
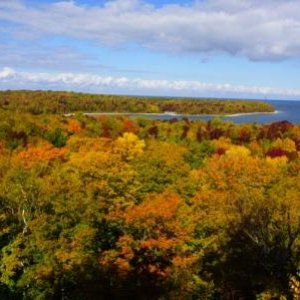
[0,90,274,115]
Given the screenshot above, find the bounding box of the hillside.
[0,109,299,299]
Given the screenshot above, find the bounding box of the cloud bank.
[1,0,300,61]
[1,67,300,98]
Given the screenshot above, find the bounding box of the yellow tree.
[193,154,300,298]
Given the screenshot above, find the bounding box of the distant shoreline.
[79,110,279,118]
[219,110,280,117]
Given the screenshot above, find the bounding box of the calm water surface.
[128,100,300,124]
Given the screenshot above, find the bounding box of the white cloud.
[0,67,16,79]
[1,0,300,60]
[1,66,300,97]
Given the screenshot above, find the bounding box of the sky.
[1,0,300,99]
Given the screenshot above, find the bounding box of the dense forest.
[0,90,274,115]
[0,104,299,299]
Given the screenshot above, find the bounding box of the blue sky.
[1,0,300,99]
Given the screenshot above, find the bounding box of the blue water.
[221,100,300,124]
[128,100,300,124]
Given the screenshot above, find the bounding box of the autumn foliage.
[0,108,299,299]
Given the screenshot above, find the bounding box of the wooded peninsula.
[0,91,299,299]
[0,90,274,115]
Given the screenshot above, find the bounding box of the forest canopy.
[0,104,299,299]
[0,90,274,115]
